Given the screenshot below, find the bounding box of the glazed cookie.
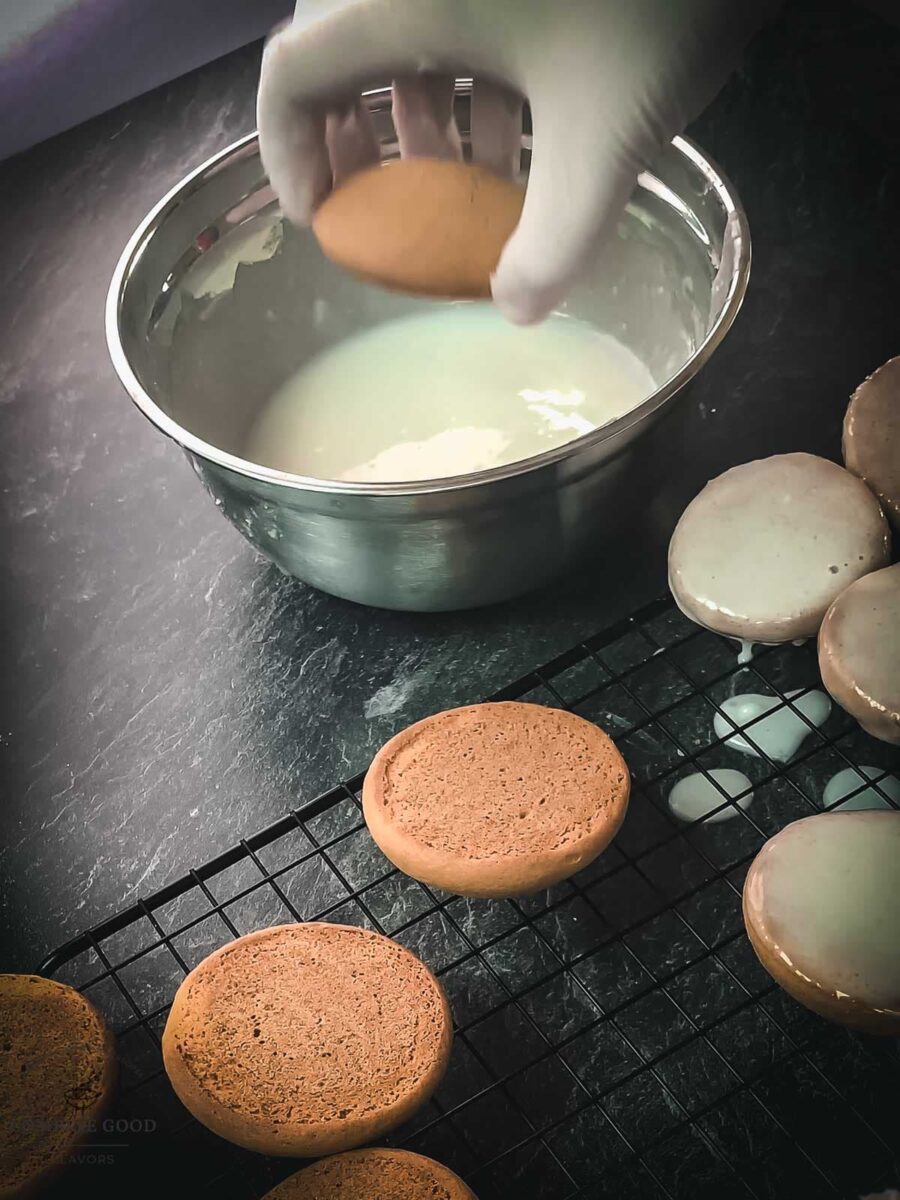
[818,562,900,744]
[668,453,890,642]
[743,812,900,1035]
[843,356,900,529]
[0,975,115,1198]
[363,702,629,898]
[162,923,452,1157]
[261,1149,477,1199]
[312,158,525,298]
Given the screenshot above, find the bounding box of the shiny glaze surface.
[669,453,890,642]
[818,562,900,744]
[744,812,900,1022]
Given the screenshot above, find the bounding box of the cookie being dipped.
[162,923,451,1157]
[363,702,629,898]
[312,158,525,299]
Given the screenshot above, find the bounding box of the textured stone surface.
[1,1,900,975]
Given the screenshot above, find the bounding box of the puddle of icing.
[668,768,752,824]
[713,689,831,762]
[823,765,900,811]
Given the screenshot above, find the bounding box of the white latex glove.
[258,0,776,324]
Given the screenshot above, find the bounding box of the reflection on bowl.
[107,82,750,611]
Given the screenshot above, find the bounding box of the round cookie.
[362,702,630,898]
[162,923,451,1157]
[0,974,115,1198]
[818,562,900,744]
[743,812,900,1035]
[843,355,900,530]
[668,452,890,642]
[261,1149,477,1199]
[312,158,525,299]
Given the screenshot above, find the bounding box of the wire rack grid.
[41,596,900,1200]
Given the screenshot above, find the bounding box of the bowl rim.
[106,107,751,498]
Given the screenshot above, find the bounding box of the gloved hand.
[258,0,775,324]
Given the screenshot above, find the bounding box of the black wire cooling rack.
[41,596,900,1200]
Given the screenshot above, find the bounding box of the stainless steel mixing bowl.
[107,82,750,611]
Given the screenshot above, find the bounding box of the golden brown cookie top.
[263,1148,477,1199]
[0,974,115,1197]
[312,158,525,299]
[365,702,628,863]
[162,924,451,1135]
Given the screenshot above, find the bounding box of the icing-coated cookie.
[818,562,900,744]
[843,355,900,529]
[743,812,900,1035]
[669,453,890,642]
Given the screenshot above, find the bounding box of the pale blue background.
[3,1,899,163]
[0,0,291,161]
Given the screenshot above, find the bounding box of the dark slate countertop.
[1,1,899,971]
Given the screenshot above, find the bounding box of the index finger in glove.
[257,12,415,224]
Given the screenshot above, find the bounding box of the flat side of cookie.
[312,158,525,299]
